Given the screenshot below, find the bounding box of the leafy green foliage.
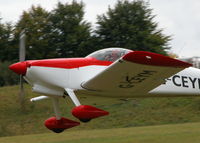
[0,21,17,62]
[49,1,93,57]
[14,1,94,59]
[95,0,170,55]
[15,6,56,60]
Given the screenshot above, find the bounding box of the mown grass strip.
[1,122,200,143]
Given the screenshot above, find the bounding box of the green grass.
[1,85,200,137]
[1,122,200,143]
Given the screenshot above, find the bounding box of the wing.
[81,51,191,95]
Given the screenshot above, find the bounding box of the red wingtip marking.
[123,51,192,68]
[44,117,80,130]
[72,105,109,120]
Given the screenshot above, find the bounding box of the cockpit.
[86,48,132,62]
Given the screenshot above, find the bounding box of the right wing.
[82,51,191,95]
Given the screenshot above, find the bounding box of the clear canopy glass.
[86,48,132,62]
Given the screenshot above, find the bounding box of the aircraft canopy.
[86,48,132,62]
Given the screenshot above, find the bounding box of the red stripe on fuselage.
[27,57,112,69]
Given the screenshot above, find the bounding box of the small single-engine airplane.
[10,47,200,133]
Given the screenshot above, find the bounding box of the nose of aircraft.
[9,61,28,75]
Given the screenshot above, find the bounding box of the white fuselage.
[151,67,200,96]
[24,65,200,98]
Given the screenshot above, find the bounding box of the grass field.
[1,122,200,143]
[2,85,200,137]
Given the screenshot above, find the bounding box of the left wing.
[82,51,192,95]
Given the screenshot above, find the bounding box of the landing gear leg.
[44,97,80,133]
[65,88,109,122]
[65,88,81,106]
[52,97,61,120]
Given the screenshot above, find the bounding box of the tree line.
[0,0,171,86]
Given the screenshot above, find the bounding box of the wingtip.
[122,51,192,68]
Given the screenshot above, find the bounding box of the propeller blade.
[19,30,26,110]
[19,75,25,110]
[19,30,26,62]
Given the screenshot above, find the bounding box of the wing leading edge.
[82,51,192,95]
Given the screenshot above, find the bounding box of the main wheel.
[51,128,65,133]
[79,118,91,123]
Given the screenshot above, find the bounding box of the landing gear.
[45,89,109,133]
[65,89,109,122]
[51,128,65,133]
[44,98,80,133]
[44,117,80,133]
[72,105,109,122]
[79,118,91,123]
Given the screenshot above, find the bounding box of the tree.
[95,0,170,55]
[15,6,56,60]
[0,21,17,62]
[0,19,18,87]
[49,1,93,57]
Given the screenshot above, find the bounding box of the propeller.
[19,30,26,110]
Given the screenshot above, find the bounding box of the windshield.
[86,48,132,62]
